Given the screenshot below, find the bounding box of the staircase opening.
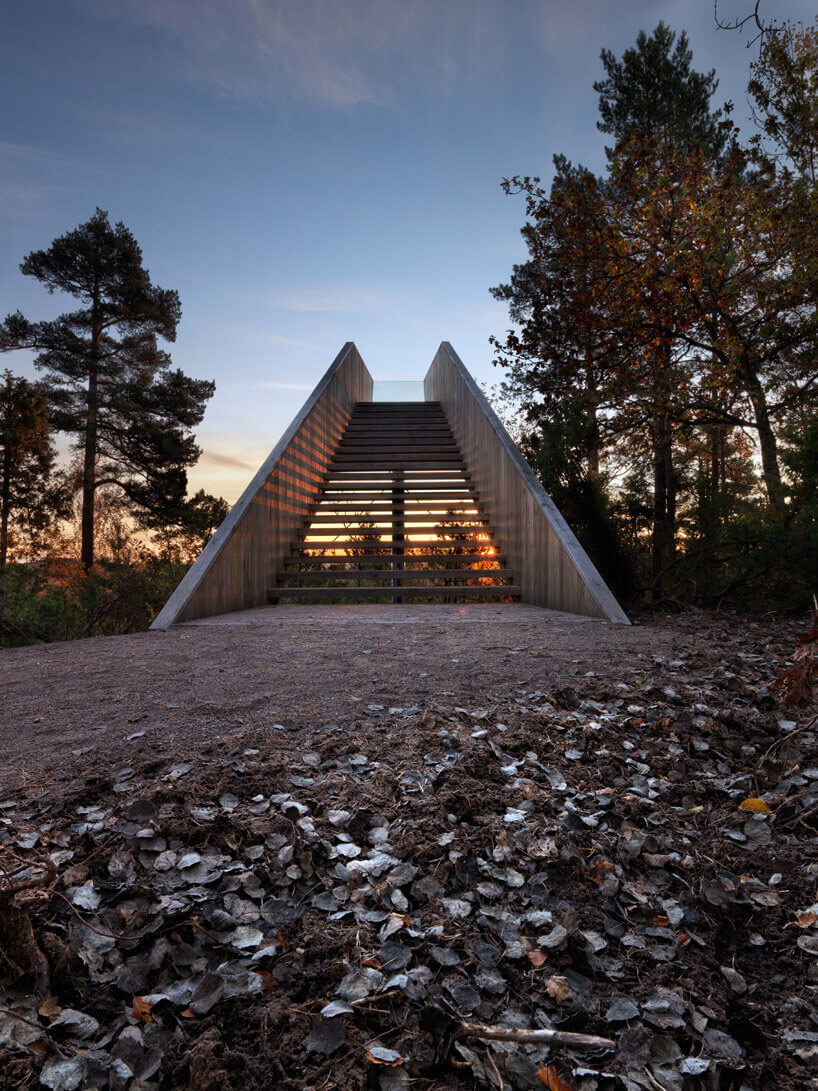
[268,398,520,605]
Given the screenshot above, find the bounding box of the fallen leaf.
[366,1046,405,1066]
[38,997,62,1020]
[739,798,771,813]
[132,996,153,1024]
[795,910,818,928]
[180,1009,197,1019]
[537,1064,573,1090]
[306,1016,346,1056]
[545,974,571,1004]
[652,914,671,927]
[527,949,547,968]
[589,858,614,882]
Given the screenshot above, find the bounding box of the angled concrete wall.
[151,343,372,629]
[424,342,629,623]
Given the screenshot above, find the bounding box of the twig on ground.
[0,1007,46,1033]
[0,848,57,904]
[456,1020,615,1051]
[485,1045,505,1089]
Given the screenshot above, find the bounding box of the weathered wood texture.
[423,342,629,624]
[151,343,372,629]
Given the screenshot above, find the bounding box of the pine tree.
[0,371,69,616]
[1,209,214,570]
[594,21,726,157]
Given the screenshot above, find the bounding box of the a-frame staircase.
[268,400,520,602]
[151,344,630,629]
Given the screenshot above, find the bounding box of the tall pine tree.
[1,209,214,570]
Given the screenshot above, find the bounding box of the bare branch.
[456,1019,616,1051]
[714,1,783,47]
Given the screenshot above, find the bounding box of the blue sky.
[2,0,814,501]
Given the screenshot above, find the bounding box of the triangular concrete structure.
[151,343,629,629]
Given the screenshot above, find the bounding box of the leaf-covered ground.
[0,607,816,1090]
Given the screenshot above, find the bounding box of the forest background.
[1,9,817,645]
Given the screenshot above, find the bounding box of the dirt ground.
[0,605,677,797]
[0,604,816,1090]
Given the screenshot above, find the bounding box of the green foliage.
[144,488,230,563]
[0,555,187,648]
[520,403,638,602]
[595,21,726,156]
[0,371,71,616]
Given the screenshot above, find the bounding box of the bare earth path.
[0,605,675,796]
[1,604,816,1090]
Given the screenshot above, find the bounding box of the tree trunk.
[81,298,102,572]
[651,424,666,602]
[0,444,10,619]
[744,371,785,509]
[583,349,600,478]
[664,432,676,540]
[651,415,676,602]
[710,427,720,493]
[81,368,98,572]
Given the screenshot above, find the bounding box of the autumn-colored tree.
[493,25,732,598]
[494,20,818,606]
[749,16,818,180]
[493,149,704,597]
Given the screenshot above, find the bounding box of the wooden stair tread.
[285,552,505,565]
[305,515,488,525]
[268,585,521,600]
[276,568,514,581]
[312,499,482,507]
[296,529,488,539]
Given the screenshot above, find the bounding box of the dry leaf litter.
[0,610,816,1089]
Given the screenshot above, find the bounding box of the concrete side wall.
[151,343,372,629]
[423,342,629,624]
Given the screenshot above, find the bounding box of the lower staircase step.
[276,568,514,582]
[267,584,521,601]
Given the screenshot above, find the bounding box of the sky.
[1,0,815,503]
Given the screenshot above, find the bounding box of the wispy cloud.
[0,141,117,223]
[73,0,507,107]
[0,143,85,220]
[200,449,255,471]
[264,285,401,315]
